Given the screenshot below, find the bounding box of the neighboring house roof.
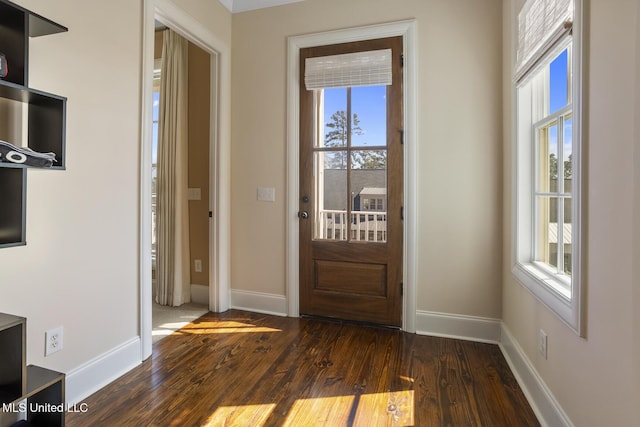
[359,187,386,196]
[323,169,386,210]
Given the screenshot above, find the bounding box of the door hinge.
[209,211,213,218]
[401,206,404,221]
[400,129,404,145]
[400,282,403,296]
[400,54,404,68]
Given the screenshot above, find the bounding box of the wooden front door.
[299,37,403,327]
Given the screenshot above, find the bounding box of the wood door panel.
[315,260,387,297]
[304,292,397,325]
[313,241,389,263]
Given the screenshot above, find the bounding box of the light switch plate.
[188,188,201,201]
[257,187,276,202]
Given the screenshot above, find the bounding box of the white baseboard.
[499,324,573,427]
[191,284,209,305]
[230,289,287,317]
[65,337,141,406]
[415,310,502,343]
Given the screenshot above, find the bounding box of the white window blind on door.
[305,49,392,90]
[516,0,573,83]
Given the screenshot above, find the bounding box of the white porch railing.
[318,210,387,242]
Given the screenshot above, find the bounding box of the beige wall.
[635,0,640,417]
[187,42,211,285]
[231,0,504,318]
[0,0,142,371]
[502,0,638,425]
[0,0,230,376]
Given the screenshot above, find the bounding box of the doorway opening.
[140,0,232,359]
[150,26,209,342]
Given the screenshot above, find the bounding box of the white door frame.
[286,20,418,332]
[140,0,231,359]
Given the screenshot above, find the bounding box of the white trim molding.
[286,19,418,332]
[65,338,141,406]
[500,325,574,427]
[230,289,288,317]
[218,0,305,14]
[415,311,502,344]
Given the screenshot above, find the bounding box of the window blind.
[516,0,573,83]
[305,49,392,90]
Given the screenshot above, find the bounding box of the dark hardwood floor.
[66,310,539,426]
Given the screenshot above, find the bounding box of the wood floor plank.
[66,310,539,427]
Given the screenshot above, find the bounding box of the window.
[151,60,161,263]
[513,0,584,335]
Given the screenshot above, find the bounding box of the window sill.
[512,261,580,334]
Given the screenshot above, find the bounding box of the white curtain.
[155,29,190,307]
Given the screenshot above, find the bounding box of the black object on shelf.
[0,52,7,78]
[0,140,56,168]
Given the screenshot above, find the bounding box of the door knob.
[298,211,309,219]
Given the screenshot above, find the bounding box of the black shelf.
[0,167,26,247]
[0,81,66,171]
[24,365,66,427]
[0,1,66,87]
[0,0,67,248]
[0,314,65,427]
[0,313,26,404]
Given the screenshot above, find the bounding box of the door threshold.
[300,314,401,331]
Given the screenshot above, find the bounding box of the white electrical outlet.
[194,259,202,273]
[539,329,547,359]
[45,326,63,357]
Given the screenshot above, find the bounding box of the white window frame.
[512,0,584,336]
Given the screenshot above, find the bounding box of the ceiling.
[218,0,305,13]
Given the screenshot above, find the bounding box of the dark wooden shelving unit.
[0,313,65,427]
[0,0,67,248]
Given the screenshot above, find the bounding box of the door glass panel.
[351,85,387,147]
[314,151,347,241]
[313,86,389,243]
[320,87,348,148]
[351,150,387,242]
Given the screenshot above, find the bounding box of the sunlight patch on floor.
[282,395,356,426]
[179,320,282,334]
[283,390,414,427]
[204,403,276,426]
